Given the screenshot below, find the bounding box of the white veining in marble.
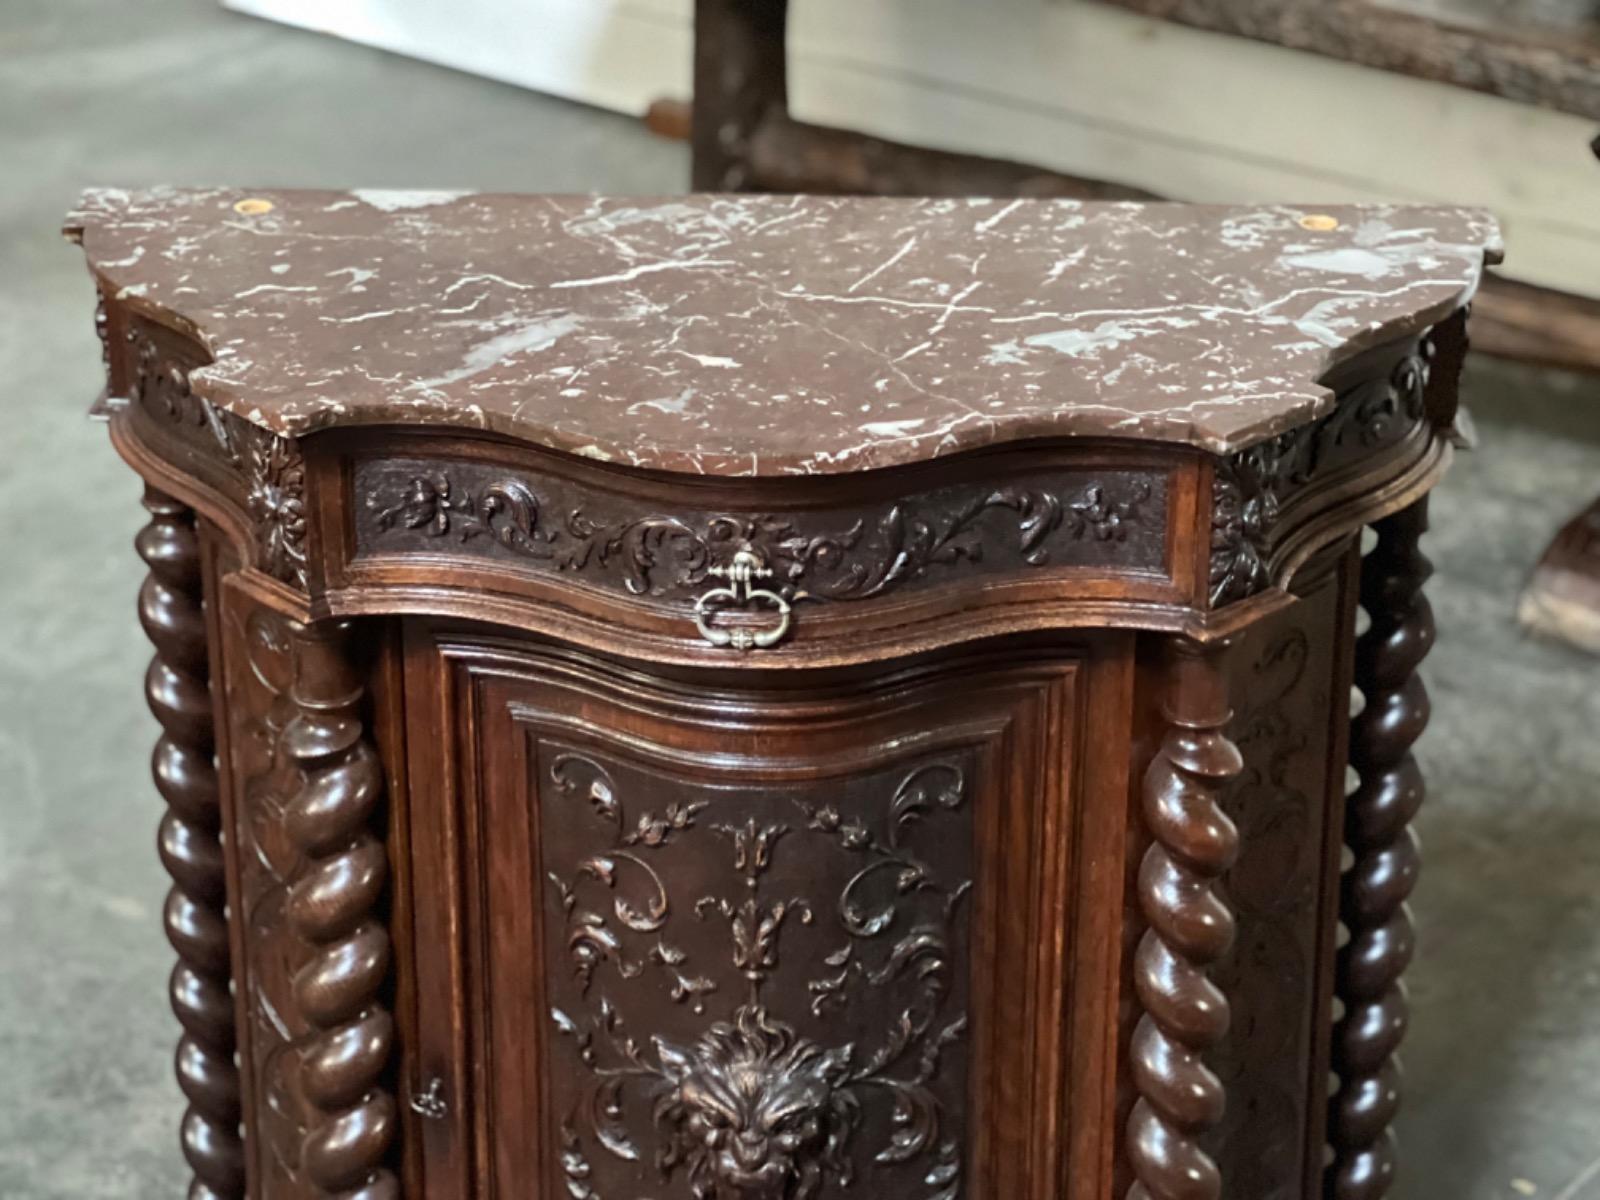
[66,188,1502,475]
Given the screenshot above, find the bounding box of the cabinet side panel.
[215,577,318,1198]
[1201,547,1359,1198]
[200,531,255,1198]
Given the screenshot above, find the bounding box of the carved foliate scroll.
[223,600,316,1196]
[280,621,398,1198]
[1210,339,1432,607]
[356,456,1161,605]
[542,750,973,1200]
[1204,557,1354,1198]
[128,322,309,590]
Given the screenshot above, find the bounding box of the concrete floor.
[1,2,1597,1197]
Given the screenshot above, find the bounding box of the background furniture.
[73,187,1497,1198]
[224,0,1600,301]
[689,0,1600,651]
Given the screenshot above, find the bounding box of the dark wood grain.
[355,454,1165,600]
[127,317,309,592]
[1203,542,1362,1200]
[1209,335,1434,608]
[214,582,317,1198]
[281,620,399,1198]
[1126,637,1244,1200]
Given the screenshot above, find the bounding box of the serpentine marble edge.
[67,187,1502,476]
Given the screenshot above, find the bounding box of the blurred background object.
[227,0,1600,301]
[229,0,1600,648]
[3,2,1599,1199]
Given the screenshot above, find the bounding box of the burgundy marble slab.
[67,187,1501,476]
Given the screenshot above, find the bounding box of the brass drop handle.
[693,548,792,651]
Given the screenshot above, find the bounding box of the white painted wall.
[225,0,1600,297]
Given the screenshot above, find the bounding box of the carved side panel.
[137,488,246,1200]
[216,591,321,1197]
[407,635,1122,1200]
[280,621,399,1198]
[1202,552,1357,1198]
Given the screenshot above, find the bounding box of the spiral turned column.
[137,486,246,1200]
[283,620,399,1200]
[1329,499,1434,1200]
[1127,638,1243,1200]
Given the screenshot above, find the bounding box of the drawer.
[316,431,1197,663]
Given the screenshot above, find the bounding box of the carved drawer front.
[341,445,1179,656]
[405,632,1131,1200]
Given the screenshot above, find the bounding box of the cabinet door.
[403,628,1132,1200]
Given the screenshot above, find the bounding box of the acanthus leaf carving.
[131,329,310,591]
[1210,343,1432,608]
[364,467,1152,605]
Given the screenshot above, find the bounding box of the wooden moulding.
[103,291,1470,667]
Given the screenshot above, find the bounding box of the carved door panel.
[403,628,1134,1200]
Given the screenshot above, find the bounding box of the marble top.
[68,187,1501,476]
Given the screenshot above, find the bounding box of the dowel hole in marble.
[233,198,274,216]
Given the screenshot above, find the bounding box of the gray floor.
[1,2,1597,1197]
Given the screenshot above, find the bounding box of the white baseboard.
[225,0,1600,298]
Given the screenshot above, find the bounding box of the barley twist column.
[136,485,246,1200]
[1127,637,1243,1200]
[1329,499,1434,1200]
[283,619,398,1199]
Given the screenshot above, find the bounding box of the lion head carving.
[651,1005,859,1200]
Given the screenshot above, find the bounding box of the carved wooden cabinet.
[70,189,1501,1200]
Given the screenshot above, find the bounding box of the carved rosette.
[281,620,398,1198]
[1210,342,1432,608]
[1127,639,1243,1200]
[1329,500,1434,1200]
[136,487,246,1200]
